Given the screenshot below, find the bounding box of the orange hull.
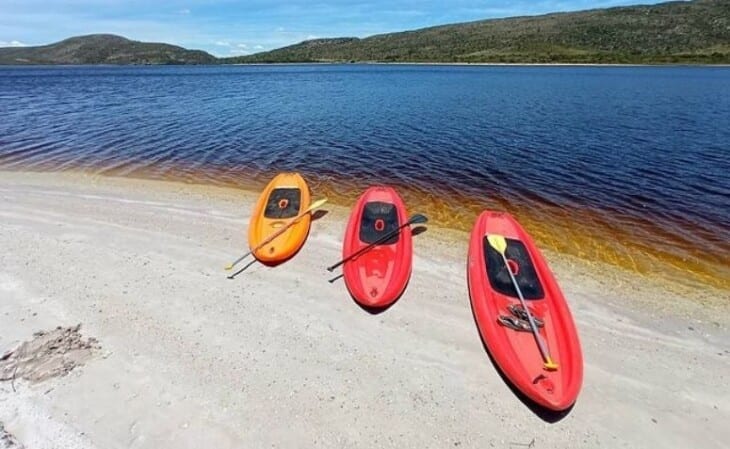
[248,172,312,264]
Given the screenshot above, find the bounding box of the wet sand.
[0,171,728,448]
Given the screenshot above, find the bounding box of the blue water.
[1,65,729,287]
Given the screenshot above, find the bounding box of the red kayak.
[342,186,413,309]
[467,210,583,411]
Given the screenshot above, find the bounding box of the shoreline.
[2,166,727,295]
[1,169,727,316]
[230,62,730,68]
[1,170,728,448]
[2,62,730,68]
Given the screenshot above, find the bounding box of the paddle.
[224,198,328,271]
[487,234,558,371]
[326,213,428,272]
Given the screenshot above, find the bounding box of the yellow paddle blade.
[306,198,328,212]
[544,358,559,371]
[487,234,507,255]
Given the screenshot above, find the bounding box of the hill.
[225,0,730,64]
[0,34,217,65]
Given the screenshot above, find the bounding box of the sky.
[1,0,667,56]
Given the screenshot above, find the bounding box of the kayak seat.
[484,236,545,300]
[264,188,301,219]
[360,201,400,245]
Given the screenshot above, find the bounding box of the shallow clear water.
[1,64,728,289]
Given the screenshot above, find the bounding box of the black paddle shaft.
[326,214,427,272]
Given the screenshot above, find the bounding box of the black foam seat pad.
[264,188,301,219]
[359,201,400,245]
[484,236,545,300]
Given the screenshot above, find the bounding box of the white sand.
[0,171,728,449]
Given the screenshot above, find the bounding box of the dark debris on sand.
[0,422,24,449]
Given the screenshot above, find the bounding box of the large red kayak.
[342,186,413,309]
[467,210,583,411]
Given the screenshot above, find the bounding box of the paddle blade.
[408,213,428,225]
[544,358,559,371]
[487,234,507,255]
[224,263,234,271]
[307,198,328,212]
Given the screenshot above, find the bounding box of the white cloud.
[215,40,231,46]
[237,43,247,49]
[177,9,191,15]
[254,44,263,50]
[0,40,26,47]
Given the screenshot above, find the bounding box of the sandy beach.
[0,170,728,449]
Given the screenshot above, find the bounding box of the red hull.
[467,211,583,411]
[342,186,413,308]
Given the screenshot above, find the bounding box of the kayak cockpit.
[359,201,400,244]
[484,236,544,300]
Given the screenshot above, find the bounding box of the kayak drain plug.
[533,374,555,394]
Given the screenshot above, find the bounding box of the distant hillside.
[225,0,730,64]
[0,34,216,65]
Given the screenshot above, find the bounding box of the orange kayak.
[248,172,312,265]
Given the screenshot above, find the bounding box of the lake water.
[1,64,728,290]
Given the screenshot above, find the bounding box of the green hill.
[0,34,217,65]
[3,1,727,66]
[225,0,730,64]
